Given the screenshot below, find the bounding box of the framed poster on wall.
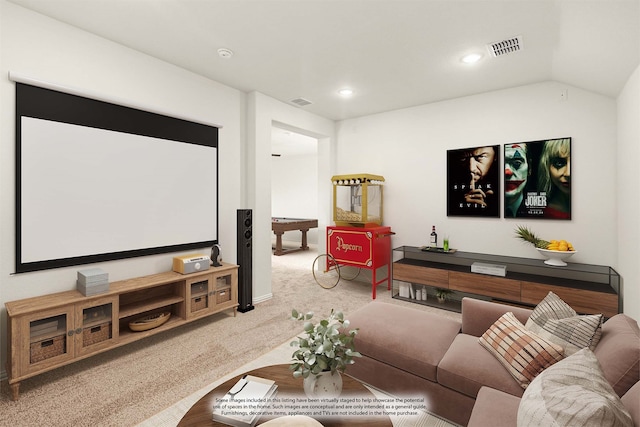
[503,137,571,219]
[447,145,500,217]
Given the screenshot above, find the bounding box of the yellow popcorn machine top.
[331,173,384,227]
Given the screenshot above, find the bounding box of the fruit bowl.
[536,248,577,266]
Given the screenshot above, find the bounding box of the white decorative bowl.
[536,248,577,266]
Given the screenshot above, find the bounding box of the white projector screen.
[15,82,219,273]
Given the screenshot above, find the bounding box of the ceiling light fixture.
[461,53,483,64]
[338,88,354,97]
[217,48,234,59]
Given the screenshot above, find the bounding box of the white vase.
[303,370,343,398]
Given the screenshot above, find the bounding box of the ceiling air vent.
[487,35,523,57]
[289,97,313,107]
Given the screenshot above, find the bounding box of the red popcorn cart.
[313,225,393,299]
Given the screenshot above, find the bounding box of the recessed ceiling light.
[338,88,354,97]
[461,53,483,64]
[217,48,234,59]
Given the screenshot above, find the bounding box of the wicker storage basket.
[191,295,208,312]
[82,322,112,347]
[216,289,231,304]
[30,335,66,363]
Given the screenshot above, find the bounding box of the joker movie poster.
[447,145,500,217]
[503,138,571,219]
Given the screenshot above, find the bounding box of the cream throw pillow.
[479,312,564,389]
[525,291,603,355]
[517,348,634,427]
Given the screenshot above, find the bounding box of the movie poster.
[447,145,500,217]
[503,138,571,219]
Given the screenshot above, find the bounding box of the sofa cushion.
[467,386,520,427]
[347,302,461,382]
[621,382,640,427]
[593,314,640,397]
[438,333,525,398]
[525,291,603,355]
[461,297,532,337]
[479,312,564,389]
[517,348,633,427]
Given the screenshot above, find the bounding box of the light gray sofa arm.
[461,297,533,337]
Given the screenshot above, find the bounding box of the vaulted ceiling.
[8,0,640,121]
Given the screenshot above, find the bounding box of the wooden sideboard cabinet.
[392,246,621,317]
[5,263,238,400]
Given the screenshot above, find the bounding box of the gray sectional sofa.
[346,298,640,426]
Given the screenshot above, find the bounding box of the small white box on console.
[77,268,109,296]
[77,268,108,285]
[471,262,507,277]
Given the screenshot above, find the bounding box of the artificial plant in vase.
[435,288,454,304]
[290,309,361,398]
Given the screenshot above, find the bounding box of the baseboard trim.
[253,293,273,305]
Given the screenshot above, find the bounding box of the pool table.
[271,217,318,256]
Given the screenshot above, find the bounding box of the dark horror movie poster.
[447,145,500,217]
[503,138,571,219]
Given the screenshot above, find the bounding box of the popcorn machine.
[332,173,384,227]
[313,173,393,299]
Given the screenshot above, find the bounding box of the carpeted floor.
[0,244,460,426]
[138,337,458,427]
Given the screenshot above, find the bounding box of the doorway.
[271,126,319,265]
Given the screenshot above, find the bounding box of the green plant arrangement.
[289,309,361,379]
[435,288,454,303]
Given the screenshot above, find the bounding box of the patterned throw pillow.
[517,348,634,427]
[525,291,603,355]
[479,312,564,389]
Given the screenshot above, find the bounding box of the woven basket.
[191,296,208,312]
[216,289,231,304]
[82,322,112,347]
[129,311,171,332]
[30,335,66,363]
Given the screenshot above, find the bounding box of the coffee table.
[177,364,392,426]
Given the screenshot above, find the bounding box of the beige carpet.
[138,338,457,427]
[0,244,460,427]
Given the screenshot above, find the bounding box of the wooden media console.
[5,263,238,400]
[392,246,621,317]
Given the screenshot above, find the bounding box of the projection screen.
[15,82,219,273]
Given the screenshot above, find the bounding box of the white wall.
[617,65,640,320]
[0,2,244,374]
[336,81,616,265]
[247,92,335,303]
[334,81,637,314]
[271,151,319,244]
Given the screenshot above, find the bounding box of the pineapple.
[514,225,550,249]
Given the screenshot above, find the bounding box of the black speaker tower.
[237,209,254,313]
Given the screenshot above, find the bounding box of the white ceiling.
[8,0,640,123]
[271,126,318,157]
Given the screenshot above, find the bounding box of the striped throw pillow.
[479,312,564,389]
[526,291,603,355]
